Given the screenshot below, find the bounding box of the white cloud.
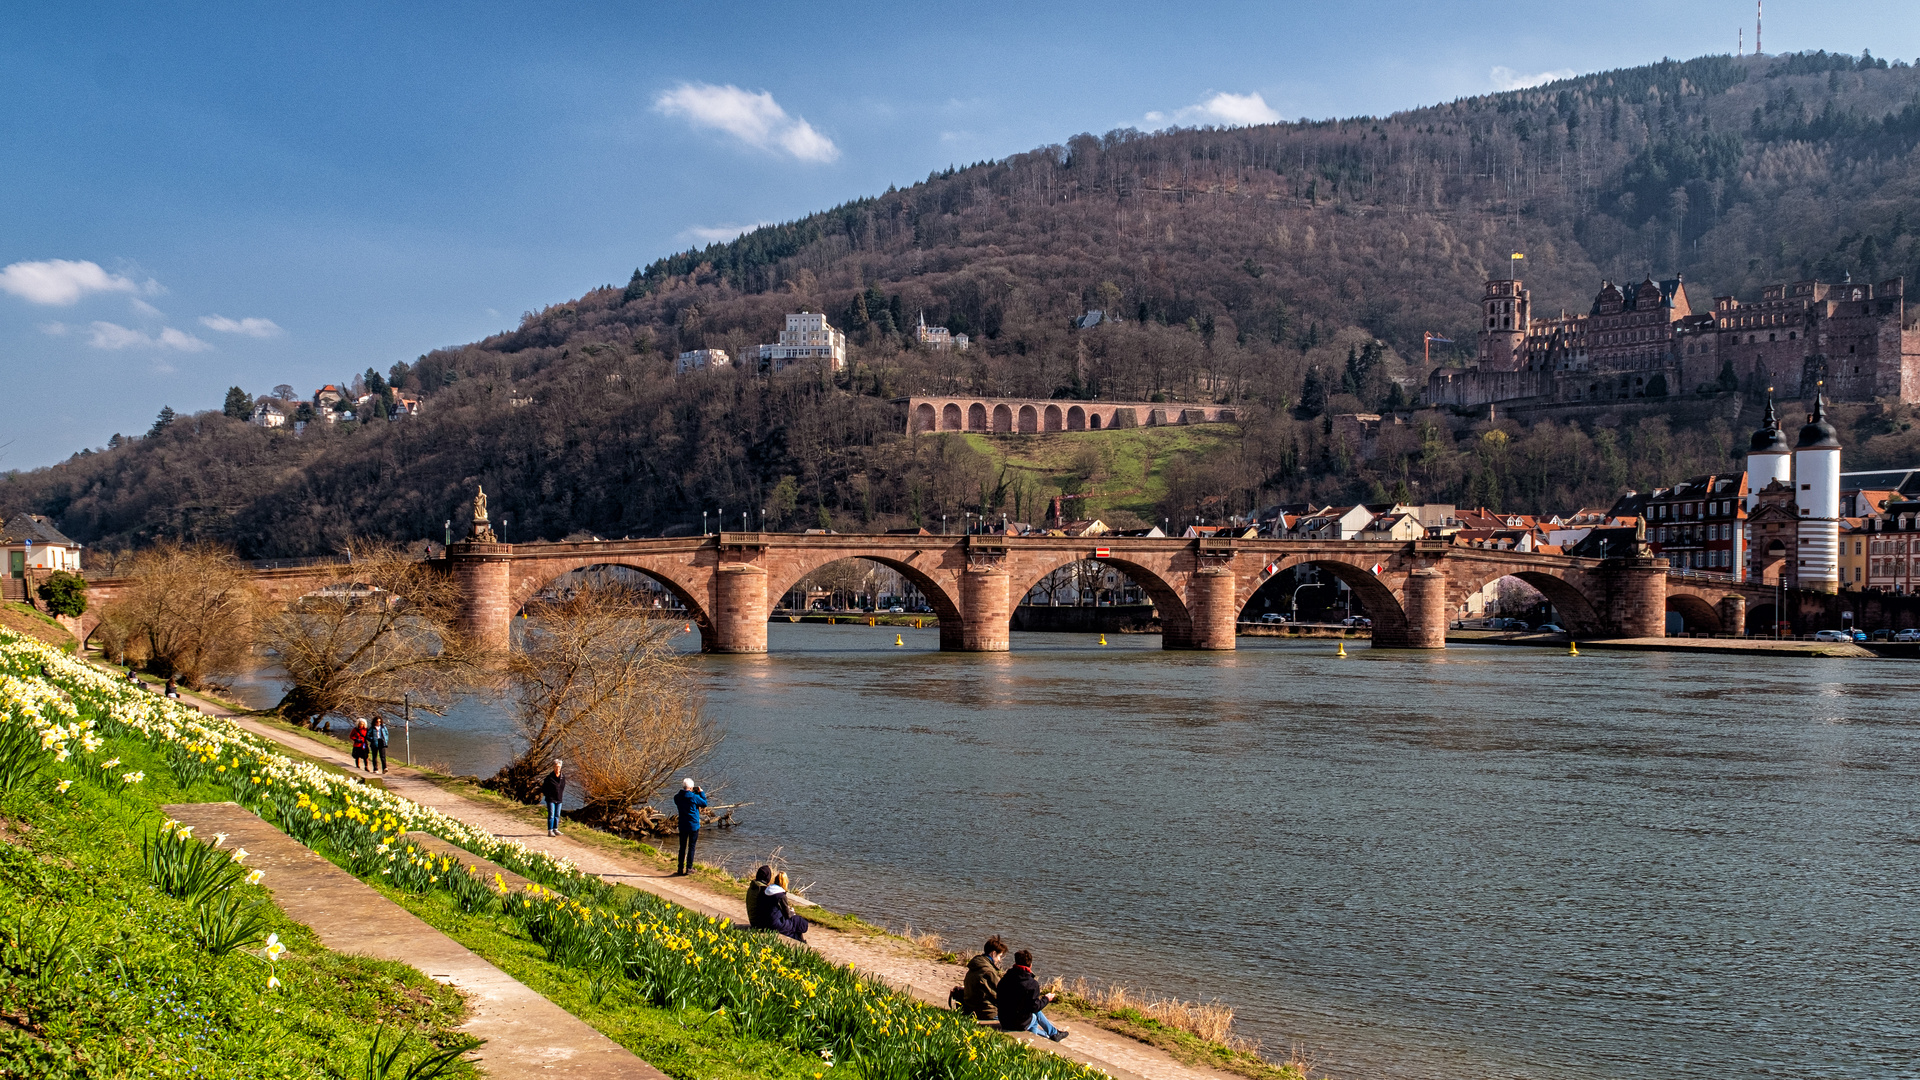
[199,314,284,338]
[1490,66,1576,91]
[1146,91,1283,129]
[654,83,839,162]
[131,298,165,318]
[84,321,211,352]
[681,222,777,244]
[39,322,68,336]
[0,259,152,305]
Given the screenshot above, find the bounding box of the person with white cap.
[672,777,708,875]
[541,760,566,836]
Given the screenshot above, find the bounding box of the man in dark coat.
[962,937,1008,1020]
[997,949,1068,1041]
[745,865,773,929]
[672,777,708,875]
[541,760,566,836]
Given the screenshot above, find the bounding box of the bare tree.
[489,583,717,827]
[257,543,477,722]
[96,543,257,686]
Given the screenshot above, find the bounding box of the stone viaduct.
[70,534,1868,655]
[904,395,1238,434]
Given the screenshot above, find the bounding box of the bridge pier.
[1379,568,1448,648]
[1718,594,1746,636]
[1176,568,1238,650]
[1597,558,1667,638]
[710,565,768,653]
[957,567,1010,651]
[449,542,514,655]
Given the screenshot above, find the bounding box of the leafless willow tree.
[95,542,257,686]
[256,543,478,722]
[488,583,717,827]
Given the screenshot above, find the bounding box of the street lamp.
[702,511,708,536]
[941,514,947,535]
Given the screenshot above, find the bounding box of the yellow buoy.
[1336,640,1348,657]
[894,634,904,647]
[868,616,876,627]
[1099,633,1108,646]
[1568,640,1579,656]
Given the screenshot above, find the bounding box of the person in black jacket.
[541,760,566,836]
[997,949,1068,1041]
[745,865,773,929]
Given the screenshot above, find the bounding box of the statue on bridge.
[470,485,497,542]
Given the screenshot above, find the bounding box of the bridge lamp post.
[941,514,947,535]
[702,511,708,536]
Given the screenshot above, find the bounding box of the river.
[230,624,1920,1079]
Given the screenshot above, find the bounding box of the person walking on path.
[368,717,390,774]
[961,936,1009,1021]
[350,719,370,771]
[672,777,708,875]
[541,760,566,836]
[998,950,1069,1041]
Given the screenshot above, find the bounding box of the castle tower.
[1478,278,1530,372]
[1793,395,1842,593]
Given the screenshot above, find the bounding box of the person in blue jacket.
[672,777,708,875]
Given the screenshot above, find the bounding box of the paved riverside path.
[163,802,669,1080]
[149,683,1240,1080]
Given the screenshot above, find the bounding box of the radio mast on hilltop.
[1756,0,1762,56]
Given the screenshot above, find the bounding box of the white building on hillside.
[676,348,732,375]
[758,312,847,373]
[915,311,969,352]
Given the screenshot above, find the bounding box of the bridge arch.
[1665,593,1723,635]
[508,559,716,647]
[992,404,1012,432]
[913,402,936,432]
[1043,404,1063,432]
[1017,404,1039,433]
[941,402,962,430]
[1447,566,1608,636]
[1067,405,1087,431]
[1006,551,1196,647]
[968,402,988,430]
[1259,555,1413,645]
[767,554,964,648]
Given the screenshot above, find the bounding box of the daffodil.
[56,779,73,793]
[246,869,264,885]
[231,847,250,864]
[266,975,281,990]
[263,933,285,961]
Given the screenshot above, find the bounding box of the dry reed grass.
[899,923,943,951]
[1049,977,1239,1045]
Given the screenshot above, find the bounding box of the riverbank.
[1446,628,1878,657]
[102,656,1300,1080]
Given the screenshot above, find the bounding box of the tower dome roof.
[1749,398,1788,452]
[1796,396,1840,449]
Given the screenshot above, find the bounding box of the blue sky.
[5,1,1920,469]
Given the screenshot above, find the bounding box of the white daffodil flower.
[246,869,264,885]
[56,779,72,793]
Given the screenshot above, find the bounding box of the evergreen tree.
[1300,367,1329,416]
[149,406,176,437]
[223,387,251,419]
[621,268,647,304]
[1716,357,1740,392]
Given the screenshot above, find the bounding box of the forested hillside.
[12,50,1920,557]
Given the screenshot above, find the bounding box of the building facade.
[675,348,731,375]
[758,312,847,373]
[1643,474,1748,574]
[1428,274,1920,408]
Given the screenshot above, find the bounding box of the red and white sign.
[1094,547,1111,558]
[1370,562,1385,576]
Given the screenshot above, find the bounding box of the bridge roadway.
[77,533,1807,654]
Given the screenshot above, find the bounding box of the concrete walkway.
[163,802,668,1080]
[147,681,1239,1080]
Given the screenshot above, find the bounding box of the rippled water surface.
[236,625,1920,1079]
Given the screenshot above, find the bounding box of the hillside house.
[676,348,732,375]
[758,312,847,373]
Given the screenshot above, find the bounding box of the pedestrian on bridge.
[542,760,566,835]
[673,777,708,875]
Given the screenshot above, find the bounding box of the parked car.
[1536,623,1566,634]
[1851,629,1868,642]
[1341,616,1372,628]
[1896,628,1920,642]
[1812,629,1853,642]
[1259,613,1288,623]
[1871,629,1893,642]
[888,605,904,613]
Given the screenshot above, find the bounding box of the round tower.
[1744,398,1791,512]
[1478,278,1530,371]
[1793,395,1842,593]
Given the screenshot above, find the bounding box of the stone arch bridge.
[72,535,1806,654]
